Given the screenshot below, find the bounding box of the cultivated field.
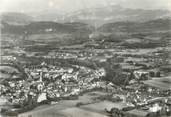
[144,77,171,90]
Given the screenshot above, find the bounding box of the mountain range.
[61,5,170,27]
[98,18,171,33]
[1,5,171,35]
[0,12,33,25]
[1,5,170,26]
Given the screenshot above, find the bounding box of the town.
[0,1,171,117]
[0,36,170,117]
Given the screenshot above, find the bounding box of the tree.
[102,57,125,85]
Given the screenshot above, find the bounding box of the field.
[0,65,21,81]
[18,91,110,117]
[59,107,108,117]
[80,101,128,113]
[143,77,171,90]
[0,66,19,73]
[19,107,108,117]
[18,93,128,117]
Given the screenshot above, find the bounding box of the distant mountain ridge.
[98,18,171,33]
[1,21,94,34]
[1,5,171,34]
[2,18,170,35]
[58,5,170,27]
[1,5,170,27]
[0,12,33,25]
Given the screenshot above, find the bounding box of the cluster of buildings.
[0,42,170,117]
[0,62,106,113]
[108,81,171,117]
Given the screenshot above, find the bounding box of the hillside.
[13,5,169,27]
[0,12,33,25]
[1,21,94,34]
[1,5,170,27]
[98,18,171,33]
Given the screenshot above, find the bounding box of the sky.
[0,0,171,13]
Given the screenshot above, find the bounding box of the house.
[134,70,149,80]
[148,69,161,77]
[37,93,47,103]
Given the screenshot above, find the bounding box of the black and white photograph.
[0,0,171,117]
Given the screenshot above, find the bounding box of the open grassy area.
[59,107,108,117]
[143,77,171,90]
[80,101,128,113]
[18,91,109,117]
[0,66,19,73]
